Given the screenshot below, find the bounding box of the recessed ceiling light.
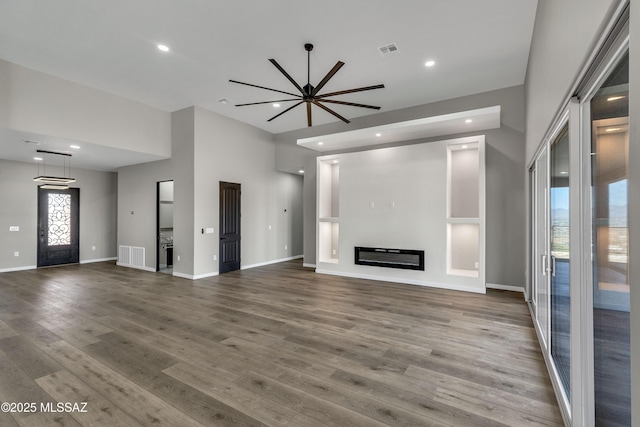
[157,44,170,52]
[461,145,468,149]
[298,170,304,174]
[333,160,338,164]
[605,127,621,132]
[425,60,436,67]
[70,145,80,149]
[607,95,625,102]
[273,103,280,108]
[318,142,324,146]
[375,133,382,137]
[560,171,568,175]
[34,157,43,161]
[465,119,473,123]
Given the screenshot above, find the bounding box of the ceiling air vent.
[378,43,398,56]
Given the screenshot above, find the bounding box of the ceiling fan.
[229,43,384,127]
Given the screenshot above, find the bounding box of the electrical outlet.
[268,225,272,230]
[13,251,19,257]
[213,255,217,261]
[284,245,287,250]
[9,226,19,232]
[92,246,96,251]
[475,261,479,269]
[177,255,181,262]
[332,249,337,255]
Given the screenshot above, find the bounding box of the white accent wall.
[275,85,527,290]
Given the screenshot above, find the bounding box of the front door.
[219,181,241,273]
[37,187,80,267]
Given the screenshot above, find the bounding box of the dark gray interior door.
[219,181,241,273]
[37,187,80,267]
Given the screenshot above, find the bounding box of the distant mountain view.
[551,205,627,227]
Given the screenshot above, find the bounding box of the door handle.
[541,254,547,276]
[551,255,556,277]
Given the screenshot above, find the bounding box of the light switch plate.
[9,226,19,232]
[206,228,214,234]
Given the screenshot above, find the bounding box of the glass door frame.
[528,10,629,424]
[575,33,629,427]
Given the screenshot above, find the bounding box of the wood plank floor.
[0,260,563,426]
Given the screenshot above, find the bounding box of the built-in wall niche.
[317,158,340,263]
[446,138,485,283]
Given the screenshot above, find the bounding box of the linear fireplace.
[354,247,425,271]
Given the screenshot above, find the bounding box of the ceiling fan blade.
[235,98,301,107]
[267,101,304,122]
[311,61,345,96]
[269,59,305,95]
[306,102,312,127]
[316,84,385,98]
[312,101,350,124]
[229,79,300,97]
[319,99,381,110]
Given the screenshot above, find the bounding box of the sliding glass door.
[588,50,630,427]
[530,121,572,415]
[529,11,630,424]
[549,125,571,403]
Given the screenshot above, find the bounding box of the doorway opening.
[156,180,174,274]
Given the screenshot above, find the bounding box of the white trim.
[191,272,219,280]
[486,283,525,293]
[171,271,194,280]
[302,263,316,269]
[315,269,486,294]
[170,256,304,280]
[115,262,155,272]
[0,265,37,273]
[80,257,117,264]
[241,255,303,270]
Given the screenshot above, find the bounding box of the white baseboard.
[302,263,317,269]
[0,265,37,273]
[115,262,156,273]
[241,255,303,270]
[486,283,525,293]
[191,271,219,280]
[80,257,117,264]
[314,269,486,294]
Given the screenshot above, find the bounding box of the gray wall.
[0,60,171,157]
[524,0,620,162]
[0,159,117,271]
[275,85,527,288]
[116,107,304,278]
[192,107,303,276]
[117,159,173,271]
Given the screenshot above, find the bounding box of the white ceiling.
[0,0,538,170]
